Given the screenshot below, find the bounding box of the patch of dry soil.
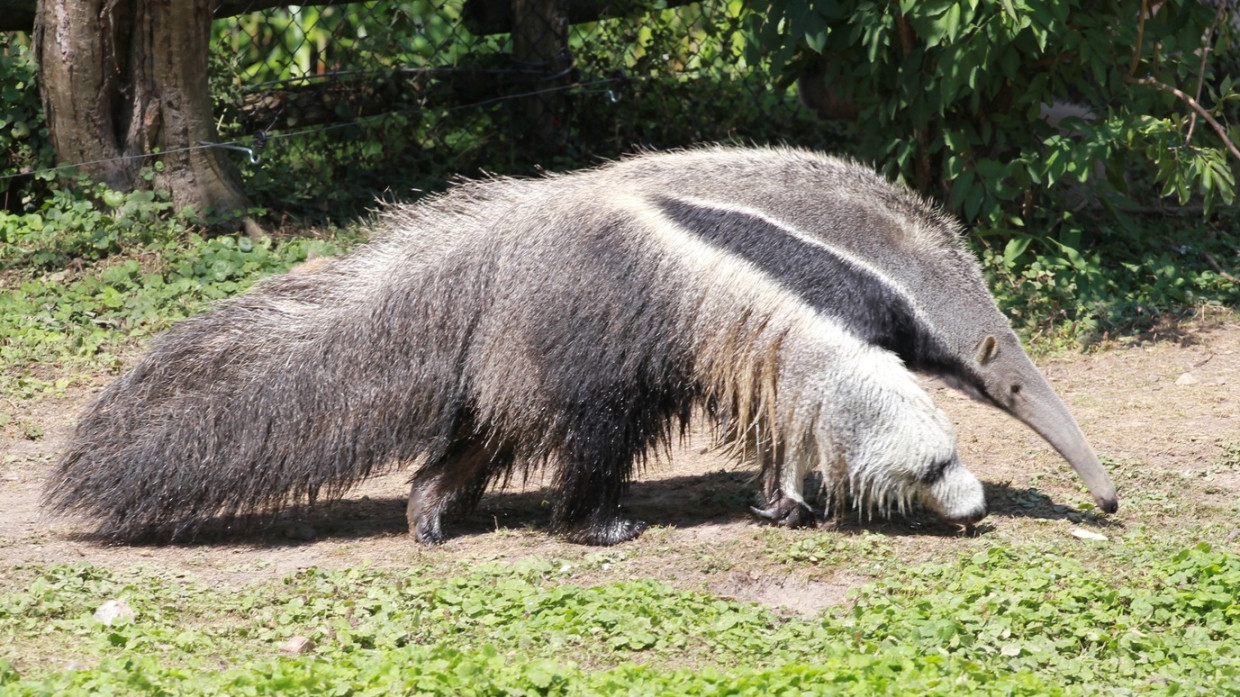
[1,321,1238,610]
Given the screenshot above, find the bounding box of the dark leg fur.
[407,438,504,544]
[563,512,648,546]
[550,418,651,546]
[544,366,691,545]
[552,453,649,545]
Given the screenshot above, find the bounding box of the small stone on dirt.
[93,599,134,626]
[1070,528,1108,542]
[279,636,315,655]
[1175,372,1199,385]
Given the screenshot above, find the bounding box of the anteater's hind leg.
[407,438,507,544]
[550,425,649,546]
[555,463,647,546]
[547,378,692,545]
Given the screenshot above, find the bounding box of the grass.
[0,194,363,398]
[2,540,1239,695]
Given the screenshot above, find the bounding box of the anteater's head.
[955,331,1118,514]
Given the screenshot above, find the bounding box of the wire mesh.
[210,0,838,215]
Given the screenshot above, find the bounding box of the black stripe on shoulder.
[652,195,975,380]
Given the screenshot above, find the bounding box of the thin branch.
[1126,75,1240,165]
[1129,0,1148,77]
[1204,252,1239,284]
[890,1,928,192]
[892,0,915,57]
[1186,4,1226,145]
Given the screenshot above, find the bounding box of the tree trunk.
[1,0,694,33]
[33,0,249,218]
[511,0,569,157]
[2,0,364,33]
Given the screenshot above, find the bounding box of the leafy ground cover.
[2,541,1240,695]
[0,189,361,398]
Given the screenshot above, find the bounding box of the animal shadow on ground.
[981,481,1119,527]
[58,473,1114,548]
[785,479,1119,541]
[58,470,762,548]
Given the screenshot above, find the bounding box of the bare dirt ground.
[2,319,1238,615]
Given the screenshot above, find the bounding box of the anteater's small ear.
[974,335,999,366]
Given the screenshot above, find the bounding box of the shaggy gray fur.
[43,146,1111,544]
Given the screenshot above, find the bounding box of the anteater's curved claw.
[751,495,820,528]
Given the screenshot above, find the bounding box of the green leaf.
[101,190,125,208]
[1003,236,1032,265]
[98,286,125,309]
[975,158,1006,179]
[964,178,986,220]
[949,169,977,210]
[805,29,827,53]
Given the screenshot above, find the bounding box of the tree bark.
[1,0,356,32]
[511,0,569,156]
[1,0,693,34]
[33,0,249,217]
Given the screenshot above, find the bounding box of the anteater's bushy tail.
[42,225,489,540]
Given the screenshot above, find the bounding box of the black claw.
[751,495,819,528]
[749,504,783,521]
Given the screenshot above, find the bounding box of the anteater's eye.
[1011,384,1022,395]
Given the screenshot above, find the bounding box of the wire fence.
[0,1,835,217]
[208,0,838,215]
